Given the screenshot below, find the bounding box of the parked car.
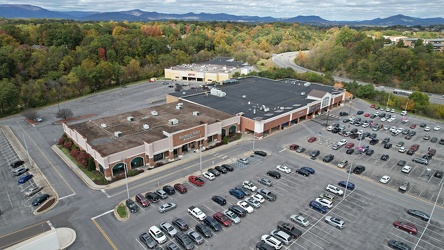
[407,209,430,221]
[276,165,291,174]
[252,194,265,203]
[126,199,139,213]
[393,221,417,234]
[309,200,327,213]
[212,195,226,206]
[242,180,257,191]
[174,183,187,194]
[290,214,310,227]
[31,194,50,206]
[380,175,391,184]
[270,230,293,246]
[315,198,333,208]
[289,144,299,150]
[353,165,365,174]
[237,201,254,213]
[237,158,249,164]
[346,148,354,154]
[195,223,212,238]
[155,189,168,199]
[412,157,428,165]
[18,174,33,184]
[160,222,178,237]
[174,232,194,250]
[401,165,412,173]
[261,235,283,249]
[203,217,222,232]
[319,193,335,202]
[326,184,344,196]
[221,164,234,171]
[325,216,345,229]
[187,230,204,245]
[166,242,181,250]
[254,150,267,156]
[149,226,167,244]
[399,181,410,191]
[300,166,315,174]
[158,202,176,213]
[308,136,317,143]
[172,218,189,231]
[229,189,244,199]
[215,165,227,174]
[381,154,390,161]
[257,188,277,201]
[203,171,215,180]
[228,205,247,217]
[435,170,443,178]
[387,240,411,250]
[245,197,261,208]
[24,186,43,197]
[296,168,310,176]
[323,154,334,162]
[163,185,176,195]
[188,206,206,221]
[235,185,251,196]
[277,221,302,239]
[10,160,25,168]
[139,232,158,249]
[12,166,28,176]
[213,212,231,227]
[223,210,241,224]
[207,168,220,176]
[189,176,205,186]
[338,181,355,190]
[258,177,273,187]
[145,192,160,203]
[310,150,320,157]
[296,147,306,153]
[267,170,281,179]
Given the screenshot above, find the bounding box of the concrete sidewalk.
[7,227,76,250]
[52,133,254,190]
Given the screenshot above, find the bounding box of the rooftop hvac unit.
[304,82,311,87]
[114,131,122,137]
[168,118,179,125]
[193,111,200,116]
[127,116,134,122]
[151,111,158,116]
[100,123,107,128]
[178,103,184,107]
[176,105,183,110]
[210,88,226,97]
[142,124,150,130]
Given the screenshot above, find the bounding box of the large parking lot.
[0,127,53,224]
[95,115,444,250]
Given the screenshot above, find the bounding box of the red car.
[393,221,417,234]
[345,142,355,149]
[289,144,299,150]
[410,124,416,129]
[135,193,150,207]
[370,104,376,108]
[308,136,317,143]
[174,183,188,193]
[213,212,231,227]
[364,113,370,117]
[189,176,205,186]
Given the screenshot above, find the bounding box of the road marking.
[101,189,111,198]
[279,148,286,153]
[136,238,148,250]
[91,209,114,220]
[202,204,215,213]
[47,220,55,230]
[91,218,118,250]
[59,193,76,200]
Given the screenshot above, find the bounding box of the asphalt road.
[272,52,444,105]
[0,80,443,250]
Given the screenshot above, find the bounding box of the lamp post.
[122,158,129,200]
[386,92,391,110]
[404,98,409,112]
[343,160,353,200]
[348,96,352,115]
[199,142,203,175]
[325,108,330,128]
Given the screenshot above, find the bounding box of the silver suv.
[326,184,344,196]
[412,158,428,165]
[325,216,345,229]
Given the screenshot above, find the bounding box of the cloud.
[2,0,443,20]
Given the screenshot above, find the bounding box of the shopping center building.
[63,76,345,180]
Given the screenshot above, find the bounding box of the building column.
[279,125,282,130]
[268,128,272,135]
[178,147,183,158]
[168,151,174,161]
[203,139,208,148]
[194,141,199,149]
[104,168,112,181]
[216,134,222,142]
[149,157,155,167]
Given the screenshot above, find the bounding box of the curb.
[114,203,129,222]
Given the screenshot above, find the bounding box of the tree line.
[0,19,325,117]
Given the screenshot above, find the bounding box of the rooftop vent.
[210,88,226,97]
[178,103,184,107]
[304,82,311,87]
[127,116,134,122]
[151,111,158,116]
[114,131,122,137]
[301,92,306,95]
[142,124,150,130]
[168,118,179,125]
[176,104,183,110]
[193,111,200,116]
[100,123,107,128]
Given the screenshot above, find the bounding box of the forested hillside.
[0,19,325,116]
[298,26,444,94]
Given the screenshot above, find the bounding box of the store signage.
[188,73,195,76]
[179,130,201,141]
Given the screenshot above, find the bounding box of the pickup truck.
[277,221,302,239]
[188,206,206,220]
[257,188,276,202]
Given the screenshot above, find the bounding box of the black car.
[369,133,377,139]
[10,160,25,168]
[431,137,438,143]
[235,185,251,195]
[388,240,411,250]
[346,148,354,154]
[208,168,221,176]
[126,199,139,213]
[440,138,444,145]
[172,218,189,231]
[406,149,414,155]
[310,150,320,158]
[166,242,181,250]
[381,154,389,161]
[357,110,364,115]
[145,192,160,203]
[420,123,427,127]
[407,209,430,221]
[174,232,194,250]
[369,139,379,145]
[31,194,50,206]
[353,165,366,174]
[228,205,247,217]
[195,223,213,238]
[349,134,358,139]
[435,170,443,178]
[203,217,222,232]
[254,150,267,156]
[215,166,227,174]
[296,168,310,176]
[339,112,349,116]
[365,149,374,156]
[267,170,281,179]
[256,241,275,250]
[383,137,390,144]
[140,232,158,249]
[163,185,176,195]
[221,164,234,171]
[397,160,406,167]
[323,154,334,162]
[211,195,226,206]
[384,143,392,149]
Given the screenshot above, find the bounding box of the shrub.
[87,157,96,171]
[57,137,66,145]
[127,169,140,177]
[116,203,127,218]
[223,136,229,144]
[70,149,80,158]
[76,151,89,167]
[71,144,79,151]
[63,141,73,150]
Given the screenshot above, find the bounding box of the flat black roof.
[173,77,339,120]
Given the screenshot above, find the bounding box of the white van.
[401,111,407,116]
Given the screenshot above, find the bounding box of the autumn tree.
[56,109,73,120]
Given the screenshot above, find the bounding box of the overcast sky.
[3,0,443,21]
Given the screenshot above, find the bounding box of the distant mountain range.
[1,4,444,26]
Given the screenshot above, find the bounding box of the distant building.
[164,57,253,84]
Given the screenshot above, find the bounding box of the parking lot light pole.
[199,142,202,175]
[413,181,444,250]
[343,160,353,200]
[386,92,391,110]
[404,98,409,112]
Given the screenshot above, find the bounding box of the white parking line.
[279,148,286,153]
[59,193,76,200]
[202,204,216,214]
[303,230,330,243]
[136,238,148,250]
[91,209,114,220]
